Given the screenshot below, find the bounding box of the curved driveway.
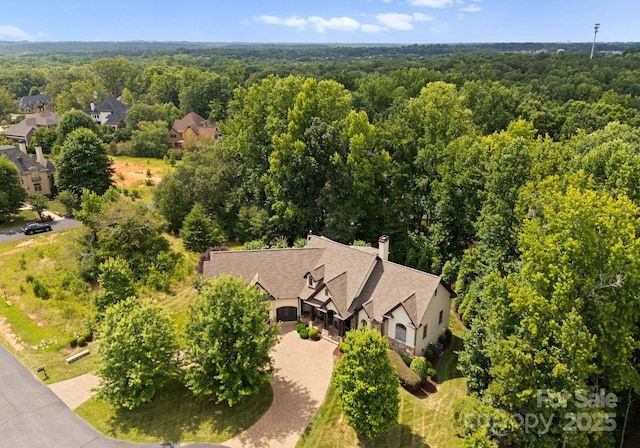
[0,217,81,244]
[0,345,220,448]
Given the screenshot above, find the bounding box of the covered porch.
[300,300,351,343]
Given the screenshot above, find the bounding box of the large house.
[0,145,55,196]
[85,96,129,127]
[19,94,52,114]
[169,112,219,148]
[4,112,61,150]
[203,235,454,357]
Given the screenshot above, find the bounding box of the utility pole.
[590,23,600,60]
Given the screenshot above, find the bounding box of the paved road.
[0,217,81,244]
[0,345,221,448]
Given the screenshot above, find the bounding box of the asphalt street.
[0,345,222,447]
[0,217,81,244]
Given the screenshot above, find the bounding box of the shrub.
[299,328,309,339]
[388,349,421,392]
[444,328,453,345]
[296,322,307,333]
[401,353,413,367]
[68,338,78,348]
[438,333,447,345]
[144,178,154,186]
[25,274,35,283]
[410,357,429,383]
[427,367,437,380]
[424,346,435,361]
[19,256,26,270]
[309,327,318,340]
[338,342,346,353]
[77,336,87,347]
[32,279,50,300]
[83,333,93,343]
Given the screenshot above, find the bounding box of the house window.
[30,168,41,182]
[360,319,367,327]
[170,134,177,138]
[34,183,42,192]
[307,276,313,288]
[324,288,329,296]
[422,325,428,339]
[395,324,406,343]
[439,310,444,325]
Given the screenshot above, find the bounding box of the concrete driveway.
[0,213,80,244]
[0,345,220,448]
[223,323,336,448]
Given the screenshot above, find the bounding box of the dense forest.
[2,43,640,446]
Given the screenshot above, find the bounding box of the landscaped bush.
[68,337,78,348]
[410,357,430,383]
[388,349,421,392]
[424,346,435,361]
[299,328,309,339]
[25,274,35,283]
[444,328,453,345]
[296,322,307,333]
[401,353,413,367]
[309,327,318,340]
[83,333,93,343]
[338,342,346,353]
[77,336,87,347]
[427,367,437,381]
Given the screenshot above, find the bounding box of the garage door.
[276,306,298,321]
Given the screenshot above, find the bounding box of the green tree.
[57,110,98,144]
[130,120,169,158]
[91,58,138,97]
[57,190,77,217]
[56,128,114,196]
[0,155,28,222]
[332,326,400,438]
[0,87,17,119]
[180,203,225,253]
[29,194,48,221]
[126,103,169,130]
[30,127,58,154]
[97,297,177,410]
[94,257,137,313]
[184,275,279,406]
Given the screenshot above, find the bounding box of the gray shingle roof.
[0,145,54,174]
[19,94,52,111]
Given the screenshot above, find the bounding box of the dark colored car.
[23,222,52,235]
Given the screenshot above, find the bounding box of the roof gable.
[0,145,52,173]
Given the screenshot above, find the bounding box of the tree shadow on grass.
[435,334,464,384]
[357,423,430,448]
[229,375,316,448]
[104,378,273,444]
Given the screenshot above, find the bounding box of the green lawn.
[76,379,273,444]
[297,310,469,448]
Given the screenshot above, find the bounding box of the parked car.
[23,222,52,235]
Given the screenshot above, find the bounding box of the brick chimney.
[378,235,390,261]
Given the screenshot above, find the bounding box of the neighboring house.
[169,112,219,148]
[203,235,455,357]
[85,96,129,127]
[19,94,52,114]
[3,112,61,150]
[0,145,55,196]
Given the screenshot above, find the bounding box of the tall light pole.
[590,23,600,60]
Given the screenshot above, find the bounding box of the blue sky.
[1,0,638,44]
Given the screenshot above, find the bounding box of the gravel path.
[223,323,336,448]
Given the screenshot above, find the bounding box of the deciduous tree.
[332,326,400,438]
[0,155,28,222]
[97,297,177,410]
[184,275,279,406]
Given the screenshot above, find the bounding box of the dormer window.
[307,276,313,288]
[324,288,329,296]
[29,167,41,181]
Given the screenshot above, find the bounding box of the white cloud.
[253,15,362,33]
[409,0,454,8]
[376,13,414,30]
[362,24,386,33]
[459,4,481,13]
[413,12,435,22]
[0,25,36,41]
[376,12,434,30]
[308,16,361,33]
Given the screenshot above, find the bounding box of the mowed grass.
[76,379,273,444]
[297,309,468,448]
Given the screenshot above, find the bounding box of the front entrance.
[276,306,298,321]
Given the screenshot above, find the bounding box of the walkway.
[223,323,336,448]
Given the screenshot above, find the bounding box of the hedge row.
[388,349,421,392]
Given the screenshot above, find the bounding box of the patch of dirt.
[111,159,163,188]
[19,305,47,328]
[0,316,27,352]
